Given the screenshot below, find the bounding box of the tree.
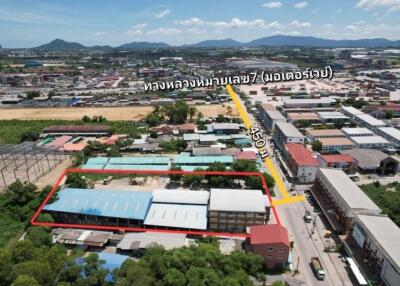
[312,140,322,152]
[385,110,394,119]
[20,131,39,143]
[5,180,37,207]
[0,249,14,286]
[146,113,162,127]
[82,115,91,123]
[216,114,226,123]
[47,90,57,99]
[164,268,186,286]
[164,100,189,124]
[25,91,40,100]
[65,173,87,188]
[25,227,52,247]
[169,165,183,183]
[106,146,120,157]
[11,275,40,286]
[13,261,53,285]
[188,106,197,122]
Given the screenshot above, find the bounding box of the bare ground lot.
[0,104,239,121]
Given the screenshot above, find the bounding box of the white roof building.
[350,135,390,149]
[342,127,375,137]
[152,189,210,205]
[144,204,208,230]
[377,127,400,147]
[317,168,381,218]
[209,188,269,213]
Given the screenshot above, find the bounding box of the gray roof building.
[316,168,381,218]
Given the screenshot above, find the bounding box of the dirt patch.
[0,104,239,121]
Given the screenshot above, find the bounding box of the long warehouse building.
[313,168,381,233]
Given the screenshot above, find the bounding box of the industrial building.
[317,111,349,124]
[341,106,364,119]
[306,129,346,142]
[249,224,290,269]
[144,189,209,230]
[313,168,381,233]
[273,121,305,151]
[317,154,358,174]
[350,214,400,286]
[284,143,319,183]
[283,97,335,108]
[341,148,399,174]
[377,127,400,147]
[350,135,390,149]
[208,188,270,232]
[43,125,111,136]
[258,108,286,133]
[342,127,375,137]
[318,137,355,151]
[354,114,386,131]
[43,188,153,227]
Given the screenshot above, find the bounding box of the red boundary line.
[30,168,280,238]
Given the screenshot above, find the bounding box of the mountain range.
[31,35,400,50]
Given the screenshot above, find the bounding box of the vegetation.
[361,182,400,227]
[25,91,41,100]
[0,181,52,248]
[0,119,142,144]
[311,140,322,152]
[65,173,88,189]
[160,139,187,152]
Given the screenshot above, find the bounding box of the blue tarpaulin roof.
[43,188,152,220]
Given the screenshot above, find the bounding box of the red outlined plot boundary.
[30,168,280,238]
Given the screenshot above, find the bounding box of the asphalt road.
[242,101,354,286]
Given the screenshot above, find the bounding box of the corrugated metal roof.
[152,189,209,205]
[108,156,170,165]
[117,232,186,250]
[144,203,208,230]
[317,168,381,213]
[86,157,110,165]
[209,188,268,212]
[173,155,233,164]
[44,188,152,220]
[104,164,170,171]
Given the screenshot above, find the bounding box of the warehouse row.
[43,188,270,233]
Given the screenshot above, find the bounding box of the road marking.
[226,84,304,206]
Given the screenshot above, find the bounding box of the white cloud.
[146,28,181,35]
[132,23,147,29]
[262,1,282,9]
[353,20,365,25]
[94,32,106,36]
[324,24,333,29]
[176,17,283,30]
[288,31,301,35]
[126,23,148,36]
[176,17,204,26]
[344,25,357,31]
[290,20,311,28]
[356,0,400,12]
[294,2,308,9]
[155,9,170,18]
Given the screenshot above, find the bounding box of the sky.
[1,0,400,48]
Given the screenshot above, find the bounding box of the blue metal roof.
[44,188,152,220]
[108,156,170,165]
[86,157,110,165]
[104,164,170,171]
[173,155,233,165]
[82,164,105,170]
